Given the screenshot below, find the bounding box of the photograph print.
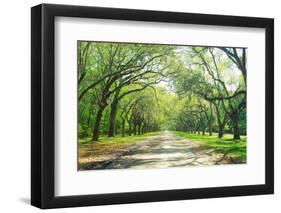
[78,41,247,171]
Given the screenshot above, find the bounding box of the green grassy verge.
[174,131,247,162]
[79,131,163,145]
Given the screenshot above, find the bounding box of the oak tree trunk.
[218,124,224,138]
[138,124,141,135]
[108,88,121,137]
[232,112,240,140]
[133,124,137,135]
[92,105,106,141]
[209,103,213,136]
[209,121,213,136]
[128,122,132,136]
[121,118,126,137]
[108,99,118,137]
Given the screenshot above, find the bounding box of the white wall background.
[0,0,278,212]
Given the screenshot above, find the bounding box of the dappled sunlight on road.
[97,131,234,170]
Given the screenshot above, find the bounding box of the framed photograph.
[31,3,274,209]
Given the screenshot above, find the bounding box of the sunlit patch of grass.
[79,131,163,145]
[174,131,246,162]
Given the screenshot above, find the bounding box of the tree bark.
[209,122,213,136]
[92,105,106,141]
[108,89,120,137]
[108,100,118,137]
[214,102,226,138]
[138,123,141,135]
[218,125,224,138]
[232,112,240,140]
[209,102,213,136]
[128,122,132,136]
[121,118,126,137]
[133,123,137,135]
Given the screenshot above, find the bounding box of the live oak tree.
[107,74,166,137]
[78,41,246,142]
[197,47,246,139]
[172,47,246,139]
[78,41,174,140]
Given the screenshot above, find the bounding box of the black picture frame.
[31,3,274,209]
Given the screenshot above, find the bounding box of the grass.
[174,131,247,162]
[79,131,163,145]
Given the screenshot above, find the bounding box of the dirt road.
[82,131,232,170]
